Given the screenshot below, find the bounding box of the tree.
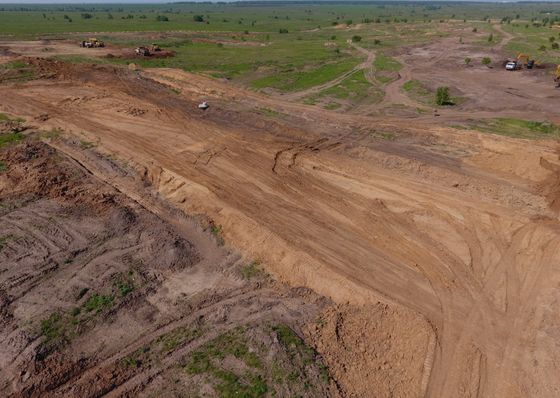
[539,45,547,51]
[436,86,453,106]
[352,35,362,42]
[279,28,289,34]
[472,27,478,33]
[487,33,493,42]
[552,42,559,50]
[193,14,204,22]
[481,57,491,66]
[464,57,471,66]
[549,36,556,43]
[373,39,381,45]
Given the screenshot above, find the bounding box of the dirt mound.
[307,304,433,398]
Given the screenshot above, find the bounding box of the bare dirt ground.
[0,40,123,58]
[1,26,560,398]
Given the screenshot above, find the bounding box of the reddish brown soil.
[0,33,559,397]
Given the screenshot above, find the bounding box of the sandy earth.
[0,27,560,397]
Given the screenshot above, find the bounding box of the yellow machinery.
[517,53,530,65]
[555,65,560,87]
[81,38,105,48]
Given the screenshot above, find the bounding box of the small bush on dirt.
[193,15,204,22]
[481,57,492,66]
[464,57,471,66]
[435,86,453,106]
[83,293,114,313]
[209,222,225,246]
[241,261,266,280]
[552,42,559,50]
[0,161,6,172]
[79,140,95,150]
[351,35,362,42]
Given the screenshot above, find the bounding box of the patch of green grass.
[0,61,36,83]
[402,79,435,105]
[185,327,268,397]
[79,140,95,150]
[241,261,266,280]
[272,324,314,365]
[251,59,359,92]
[0,132,23,148]
[83,293,114,313]
[374,53,402,72]
[157,326,201,354]
[210,222,225,246]
[0,161,6,172]
[469,118,560,139]
[0,60,28,69]
[40,312,65,345]
[311,69,383,107]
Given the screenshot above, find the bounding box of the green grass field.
[1,2,560,94]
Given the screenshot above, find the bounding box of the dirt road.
[1,57,560,397]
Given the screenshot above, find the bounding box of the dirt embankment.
[2,58,560,397]
[0,119,431,397]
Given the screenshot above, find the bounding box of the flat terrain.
[1,3,560,398]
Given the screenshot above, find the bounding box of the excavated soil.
[0,130,356,397]
[0,39,560,398]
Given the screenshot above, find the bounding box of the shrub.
[279,28,288,34]
[464,57,471,66]
[436,86,453,106]
[481,57,491,66]
[352,35,362,42]
[552,42,559,50]
[156,15,169,22]
[193,14,204,22]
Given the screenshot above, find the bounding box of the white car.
[198,101,209,110]
[505,61,517,71]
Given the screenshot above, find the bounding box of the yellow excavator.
[555,65,560,87]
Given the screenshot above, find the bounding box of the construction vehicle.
[504,53,536,71]
[555,65,560,88]
[135,46,150,56]
[80,38,105,48]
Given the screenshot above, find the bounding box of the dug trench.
[2,59,560,397]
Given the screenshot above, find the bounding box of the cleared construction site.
[1,3,560,397]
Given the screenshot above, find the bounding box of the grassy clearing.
[251,58,359,92]
[403,79,433,104]
[374,53,402,72]
[308,69,383,109]
[466,118,560,139]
